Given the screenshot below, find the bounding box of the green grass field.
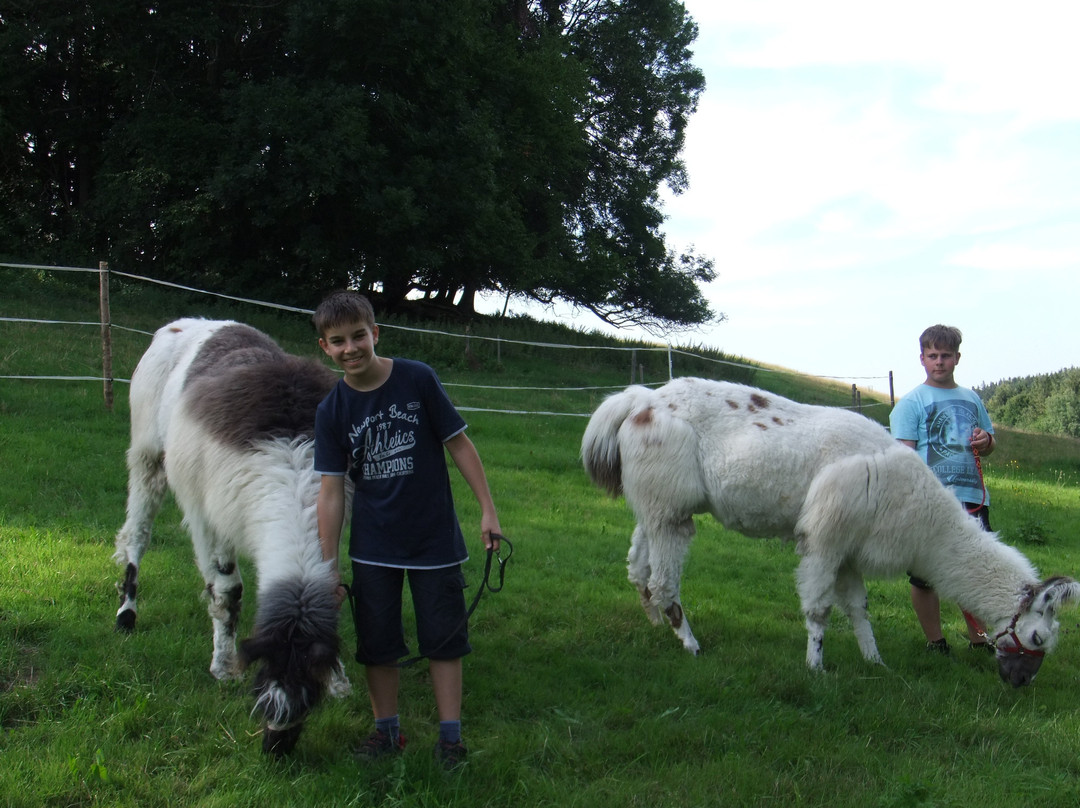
[3,270,1080,807]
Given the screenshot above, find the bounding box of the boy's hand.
[971,428,994,453]
[482,514,502,552]
[326,565,346,607]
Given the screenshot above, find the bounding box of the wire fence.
[0,261,893,417]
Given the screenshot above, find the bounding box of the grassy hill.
[3,269,1080,807]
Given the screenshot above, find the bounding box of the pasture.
[3,273,1080,806]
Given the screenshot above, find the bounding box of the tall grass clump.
[3,271,1080,807]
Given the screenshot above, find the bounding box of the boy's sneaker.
[353,729,406,762]
[925,638,950,654]
[434,739,468,770]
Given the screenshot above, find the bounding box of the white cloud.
[949,241,1080,273]
[665,0,1080,388]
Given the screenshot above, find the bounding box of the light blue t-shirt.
[889,384,993,506]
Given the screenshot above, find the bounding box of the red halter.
[963,609,1045,658]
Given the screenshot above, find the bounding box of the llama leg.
[644,518,699,655]
[627,524,661,625]
[192,526,244,680]
[834,565,883,665]
[206,560,244,680]
[834,566,882,664]
[796,554,839,670]
[113,444,168,632]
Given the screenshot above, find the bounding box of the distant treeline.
[978,368,1080,437]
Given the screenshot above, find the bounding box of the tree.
[981,367,1080,437]
[540,0,715,330]
[0,1,129,260]
[1,0,715,331]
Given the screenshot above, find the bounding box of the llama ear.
[1036,577,1080,611]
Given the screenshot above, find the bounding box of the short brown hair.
[313,290,376,337]
[919,324,962,353]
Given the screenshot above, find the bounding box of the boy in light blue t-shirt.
[890,325,996,654]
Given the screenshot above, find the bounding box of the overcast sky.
[486,1,1080,397]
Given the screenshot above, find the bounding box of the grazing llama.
[582,377,1079,686]
[113,318,349,754]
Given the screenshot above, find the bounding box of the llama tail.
[582,385,654,497]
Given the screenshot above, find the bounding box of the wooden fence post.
[99,261,113,411]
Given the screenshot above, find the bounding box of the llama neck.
[246,443,325,592]
[928,521,1037,627]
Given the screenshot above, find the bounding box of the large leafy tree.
[533,0,714,330]
[0,0,714,329]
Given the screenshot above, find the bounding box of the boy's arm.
[317,474,347,600]
[973,397,995,455]
[444,432,502,551]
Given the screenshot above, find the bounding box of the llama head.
[995,576,1080,688]
[239,580,343,756]
[242,628,343,756]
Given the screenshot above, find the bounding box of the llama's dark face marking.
[994,576,1080,686]
[996,648,1044,687]
[665,602,684,628]
[241,578,342,756]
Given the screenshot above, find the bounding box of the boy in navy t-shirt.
[313,290,502,769]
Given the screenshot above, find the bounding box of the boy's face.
[319,319,380,385]
[920,343,960,388]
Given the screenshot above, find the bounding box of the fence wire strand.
[1,262,891,414]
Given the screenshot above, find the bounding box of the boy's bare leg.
[430,658,463,721]
[365,665,400,718]
[911,585,944,642]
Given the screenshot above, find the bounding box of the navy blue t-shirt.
[314,358,468,568]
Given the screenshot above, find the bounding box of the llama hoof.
[641,602,664,625]
[327,664,352,698]
[210,661,242,681]
[115,610,137,633]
